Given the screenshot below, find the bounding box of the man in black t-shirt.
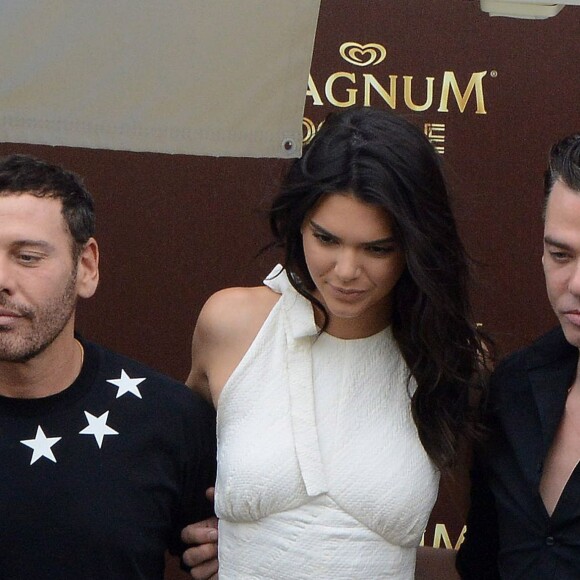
[0,154,216,579]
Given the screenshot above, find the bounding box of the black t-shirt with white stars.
[0,337,216,579]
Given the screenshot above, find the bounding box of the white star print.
[107,369,145,399]
[20,426,62,465]
[79,411,119,448]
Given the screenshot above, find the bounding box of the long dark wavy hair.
[269,107,490,470]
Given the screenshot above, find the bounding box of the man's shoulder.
[494,326,574,379]
[82,338,214,415]
[86,338,182,385]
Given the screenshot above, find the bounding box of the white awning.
[0,1,321,158]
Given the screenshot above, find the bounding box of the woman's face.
[301,192,406,339]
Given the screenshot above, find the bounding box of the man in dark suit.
[456,133,580,579]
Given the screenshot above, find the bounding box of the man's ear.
[76,237,99,299]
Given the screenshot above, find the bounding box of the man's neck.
[0,333,84,399]
[572,354,580,396]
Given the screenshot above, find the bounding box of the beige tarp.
[0,1,320,158]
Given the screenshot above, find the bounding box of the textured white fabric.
[215,265,440,579]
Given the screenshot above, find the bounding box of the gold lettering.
[432,523,453,549]
[425,122,446,154]
[455,525,467,550]
[325,72,357,107]
[306,67,491,115]
[439,71,488,114]
[421,523,468,549]
[306,74,324,106]
[424,123,446,142]
[363,74,397,108]
[404,75,434,112]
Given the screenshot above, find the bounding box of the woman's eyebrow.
[309,219,396,245]
[309,220,338,238]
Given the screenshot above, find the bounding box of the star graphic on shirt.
[79,411,119,448]
[20,426,62,465]
[106,369,145,399]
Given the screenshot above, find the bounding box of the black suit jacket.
[456,327,580,579]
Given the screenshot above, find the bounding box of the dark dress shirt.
[456,327,580,579]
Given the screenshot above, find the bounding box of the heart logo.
[339,42,387,67]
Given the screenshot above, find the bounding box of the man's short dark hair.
[0,154,95,259]
[544,133,580,198]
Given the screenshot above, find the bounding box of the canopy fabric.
[0,1,320,158]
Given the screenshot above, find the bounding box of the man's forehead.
[0,188,56,198]
[544,181,580,244]
[546,180,580,213]
[0,192,67,228]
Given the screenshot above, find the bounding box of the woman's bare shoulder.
[197,285,280,340]
[187,285,281,405]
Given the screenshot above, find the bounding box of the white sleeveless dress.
[215,265,439,579]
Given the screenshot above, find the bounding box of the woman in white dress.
[184,107,489,579]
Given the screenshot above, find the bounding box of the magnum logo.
[306,41,491,115]
[339,42,387,67]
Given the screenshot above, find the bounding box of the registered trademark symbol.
[490,70,498,78]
